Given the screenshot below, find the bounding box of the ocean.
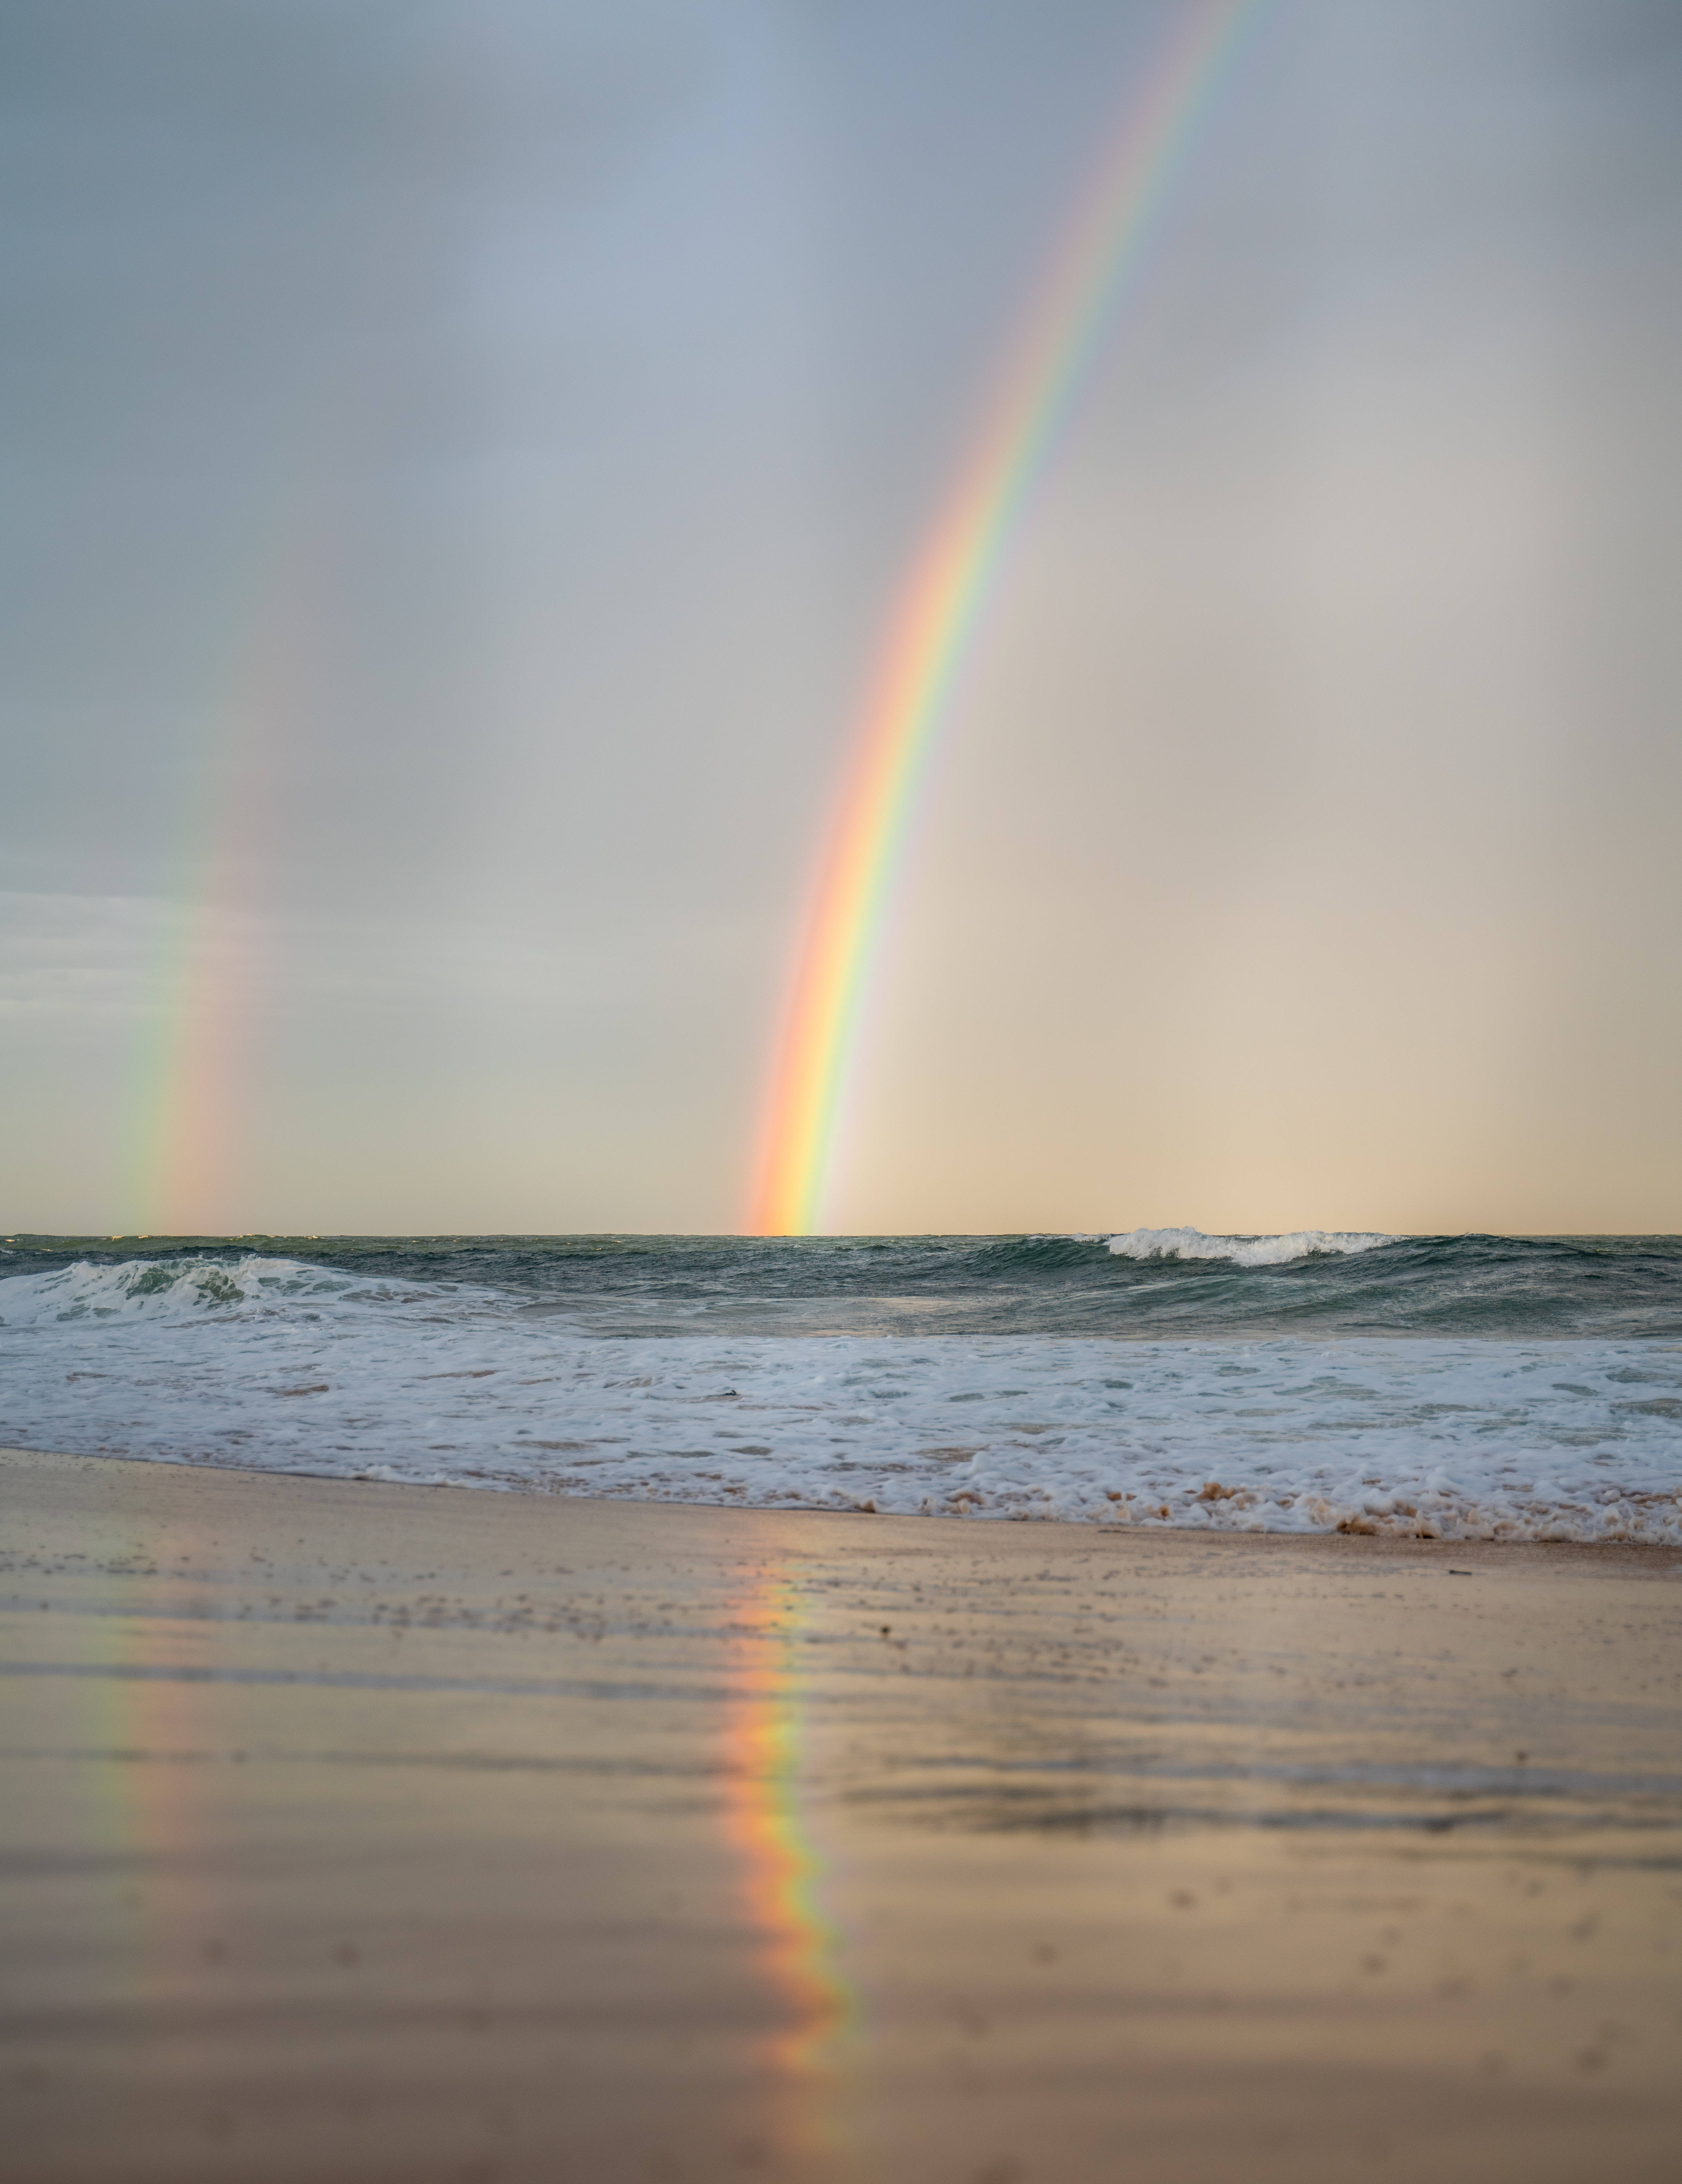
[3,1230,1679,1543]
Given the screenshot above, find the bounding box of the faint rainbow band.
[118,516,318,1235]
[748,0,1270,1234]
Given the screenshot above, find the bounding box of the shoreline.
[5,1443,1681,2181]
[6,1440,1680,1555]
[9,1250,1678,1542]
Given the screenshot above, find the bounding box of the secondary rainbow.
[748,0,1268,1234]
[119,513,316,1237]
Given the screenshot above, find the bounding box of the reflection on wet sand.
[80,1539,226,2014]
[720,1566,855,2157]
[7,1454,1682,2183]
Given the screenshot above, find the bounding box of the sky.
[3,0,1680,1237]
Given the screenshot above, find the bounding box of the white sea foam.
[1101,1228,1395,1266]
[4,1257,1680,1545]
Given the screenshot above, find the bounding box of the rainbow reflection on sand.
[720,1569,855,2144]
[69,1517,230,2019]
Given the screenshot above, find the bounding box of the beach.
[4,1444,1680,2182]
[8,0,1681,2170]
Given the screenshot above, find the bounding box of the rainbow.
[119,521,314,1237]
[748,0,1268,1234]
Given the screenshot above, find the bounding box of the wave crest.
[1100,1227,1394,1268]
[0,1255,422,1325]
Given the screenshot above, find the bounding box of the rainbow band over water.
[748,0,1268,1235]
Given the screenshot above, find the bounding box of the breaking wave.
[1100,1228,1394,1266]
[0,1255,497,1326]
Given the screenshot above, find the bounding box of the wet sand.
[3,1444,1680,2183]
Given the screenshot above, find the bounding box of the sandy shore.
[3,1446,1680,2182]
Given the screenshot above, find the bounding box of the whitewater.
[2,1232,1679,1543]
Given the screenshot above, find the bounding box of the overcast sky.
[4,0,1680,1235]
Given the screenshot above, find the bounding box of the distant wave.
[3,1230,1677,1344]
[1098,1228,1395,1267]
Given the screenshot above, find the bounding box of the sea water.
[2,1231,1679,1542]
